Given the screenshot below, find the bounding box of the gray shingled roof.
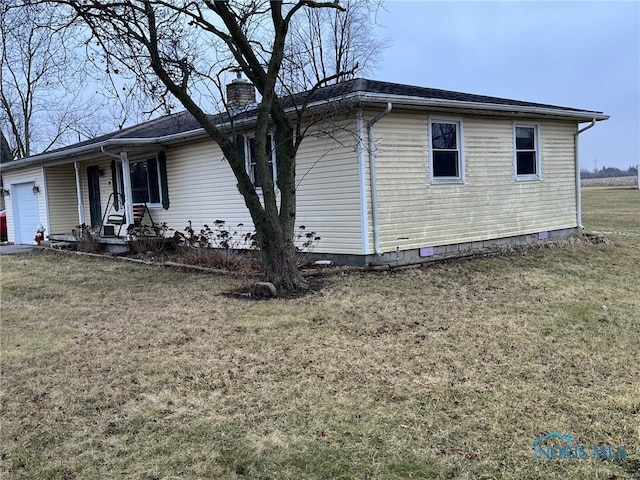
[1,78,607,170]
[284,78,590,112]
[39,110,208,155]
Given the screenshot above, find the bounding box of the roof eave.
[1,90,609,172]
[0,128,214,172]
[346,92,609,122]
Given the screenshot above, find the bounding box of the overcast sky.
[373,1,639,171]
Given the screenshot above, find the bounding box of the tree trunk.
[257,209,308,293]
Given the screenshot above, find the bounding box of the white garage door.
[13,182,39,244]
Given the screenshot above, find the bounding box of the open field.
[582,186,640,237]
[1,187,639,479]
[581,175,638,188]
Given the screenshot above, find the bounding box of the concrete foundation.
[306,227,580,267]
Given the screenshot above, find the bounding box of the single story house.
[0,78,608,265]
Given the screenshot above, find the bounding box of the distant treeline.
[580,166,638,179]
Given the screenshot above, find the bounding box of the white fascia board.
[3,90,608,173]
[339,92,609,122]
[0,129,211,172]
[1,114,259,172]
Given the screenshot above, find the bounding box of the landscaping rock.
[253,281,277,298]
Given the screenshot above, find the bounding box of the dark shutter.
[110,160,119,211]
[148,158,160,204]
[236,135,245,161]
[158,151,170,210]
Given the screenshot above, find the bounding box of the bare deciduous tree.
[0,1,115,158]
[281,0,387,93]
[40,0,382,291]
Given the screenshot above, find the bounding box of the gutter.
[0,110,267,172]
[0,129,210,172]
[295,92,609,123]
[346,92,610,122]
[2,88,609,173]
[100,145,124,160]
[367,102,392,256]
[575,118,597,228]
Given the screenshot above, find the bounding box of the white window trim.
[117,154,164,208]
[244,133,277,191]
[513,122,542,182]
[428,116,465,185]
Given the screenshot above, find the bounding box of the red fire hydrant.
[34,224,45,246]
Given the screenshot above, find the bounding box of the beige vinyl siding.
[148,127,362,254]
[2,165,47,243]
[148,140,251,236]
[45,163,79,234]
[373,111,577,251]
[294,124,361,254]
[365,110,426,252]
[44,159,119,233]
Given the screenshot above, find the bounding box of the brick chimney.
[226,71,256,109]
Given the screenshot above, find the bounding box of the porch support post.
[74,161,85,225]
[120,151,134,232]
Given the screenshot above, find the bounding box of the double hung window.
[514,124,541,180]
[130,158,161,204]
[111,153,169,210]
[429,118,464,184]
[246,134,276,188]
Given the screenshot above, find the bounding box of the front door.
[87,166,102,228]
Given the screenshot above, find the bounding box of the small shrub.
[171,220,321,270]
[175,247,262,273]
[72,224,102,253]
[172,220,209,248]
[130,237,176,256]
[129,223,176,255]
[295,225,321,267]
[169,220,262,272]
[172,220,257,250]
[210,220,258,250]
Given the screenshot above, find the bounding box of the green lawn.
[1,187,638,479]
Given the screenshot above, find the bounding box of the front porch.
[48,233,132,254]
[44,150,163,253]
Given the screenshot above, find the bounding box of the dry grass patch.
[582,186,640,237]
[1,188,639,479]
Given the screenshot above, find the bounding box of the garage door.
[13,182,39,244]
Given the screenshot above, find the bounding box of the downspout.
[367,102,392,256]
[101,146,133,232]
[41,165,50,237]
[73,161,85,225]
[575,119,596,228]
[356,108,369,254]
